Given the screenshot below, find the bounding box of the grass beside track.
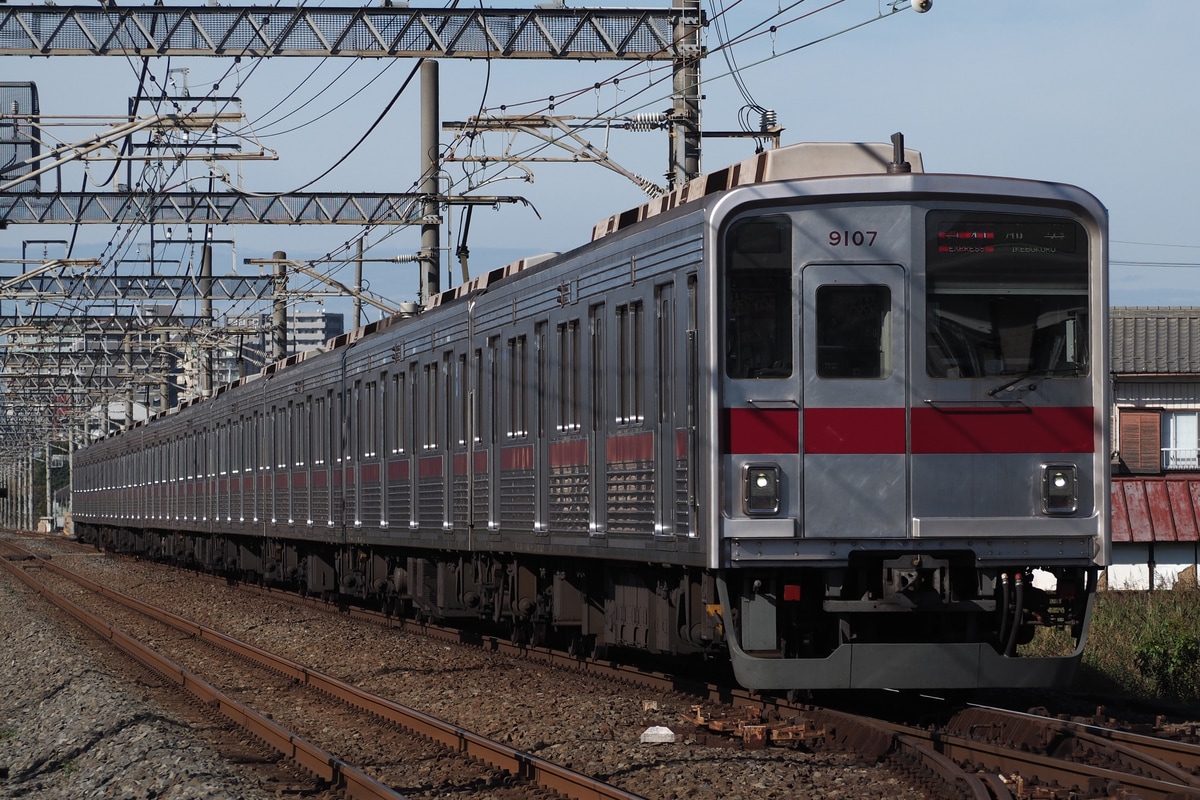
[1028,583,1200,708]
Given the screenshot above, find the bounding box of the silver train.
[74,136,1110,690]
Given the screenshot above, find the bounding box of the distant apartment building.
[211,308,344,388]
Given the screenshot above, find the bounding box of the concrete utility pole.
[354,238,364,330]
[671,0,703,187]
[419,61,441,304]
[272,251,288,362]
[200,243,213,398]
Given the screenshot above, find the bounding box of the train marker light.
[744,464,781,515]
[1042,464,1078,514]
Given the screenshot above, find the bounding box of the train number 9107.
[829,230,877,247]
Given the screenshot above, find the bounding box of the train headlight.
[743,464,782,516]
[1042,463,1078,515]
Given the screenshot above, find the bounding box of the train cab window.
[815,285,892,379]
[925,211,1089,379]
[724,216,793,379]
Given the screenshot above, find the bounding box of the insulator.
[760,109,778,132]
[628,112,668,132]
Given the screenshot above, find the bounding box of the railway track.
[0,535,646,800]
[8,530,1200,800]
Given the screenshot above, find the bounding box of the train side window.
[393,372,408,454]
[361,382,374,458]
[408,363,419,453]
[558,319,581,432]
[457,353,468,447]
[508,335,528,438]
[616,302,644,425]
[590,304,605,433]
[443,352,458,449]
[487,338,500,444]
[298,398,310,467]
[290,400,301,467]
[423,363,438,450]
[311,395,324,465]
[536,322,548,439]
[282,405,290,468]
[815,285,892,379]
[209,428,217,478]
[724,216,793,379]
[263,408,274,470]
[656,283,674,426]
[473,348,484,445]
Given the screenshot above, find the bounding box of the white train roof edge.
[591,140,924,241]
[418,141,924,315]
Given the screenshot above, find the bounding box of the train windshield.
[724,216,794,379]
[925,211,1089,380]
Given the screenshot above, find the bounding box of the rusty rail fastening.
[0,542,648,800]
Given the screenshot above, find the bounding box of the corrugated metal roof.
[1111,477,1200,543]
[1111,306,1200,374]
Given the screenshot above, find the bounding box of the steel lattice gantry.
[0,191,421,226]
[0,6,679,59]
[0,191,527,225]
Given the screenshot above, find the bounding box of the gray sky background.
[4,0,1197,322]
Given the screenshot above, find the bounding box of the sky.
[2,0,1199,326]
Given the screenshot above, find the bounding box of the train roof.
[592,140,923,241]
[420,140,924,312]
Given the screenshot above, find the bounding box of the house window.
[1163,411,1199,470]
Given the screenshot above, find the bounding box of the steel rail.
[953,705,1200,789]
[59,542,1200,800]
[0,544,404,800]
[0,541,650,800]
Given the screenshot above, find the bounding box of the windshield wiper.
[987,366,1081,396]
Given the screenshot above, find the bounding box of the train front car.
[709,143,1108,690]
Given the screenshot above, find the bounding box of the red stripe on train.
[724,406,1095,455]
[805,408,905,454]
[911,406,1094,454]
[724,408,799,454]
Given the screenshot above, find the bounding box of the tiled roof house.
[1109,307,1200,589]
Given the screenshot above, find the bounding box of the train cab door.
[800,263,909,539]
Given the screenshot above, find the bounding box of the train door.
[800,264,908,538]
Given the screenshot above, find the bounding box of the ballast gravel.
[1,537,926,800]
